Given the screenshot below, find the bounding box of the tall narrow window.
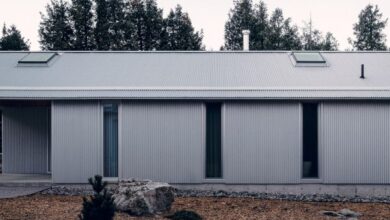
[206,103,222,178]
[302,103,319,178]
[0,110,2,174]
[104,104,118,177]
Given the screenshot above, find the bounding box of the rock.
[339,209,362,218]
[112,178,175,216]
[320,210,341,217]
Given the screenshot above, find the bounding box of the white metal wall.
[223,102,302,184]
[51,101,103,183]
[120,102,205,183]
[321,102,390,184]
[2,107,49,174]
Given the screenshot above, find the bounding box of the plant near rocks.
[167,210,202,220]
[79,175,116,220]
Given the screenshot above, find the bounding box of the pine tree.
[281,18,302,50]
[301,19,322,50]
[125,0,146,50]
[322,32,338,51]
[0,24,30,50]
[70,0,95,50]
[350,4,388,50]
[224,0,256,50]
[252,1,269,50]
[161,5,203,50]
[124,0,167,50]
[94,0,110,50]
[79,175,115,220]
[143,0,164,50]
[39,0,75,50]
[301,19,337,51]
[268,8,284,50]
[107,0,127,50]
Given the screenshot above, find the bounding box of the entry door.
[103,104,118,177]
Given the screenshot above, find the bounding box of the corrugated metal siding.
[223,102,302,184]
[2,107,49,174]
[321,102,390,184]
[120,102,205,183]
[51,101,103,183]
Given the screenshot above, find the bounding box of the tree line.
[0,0,388,51]
[38,0,203,51]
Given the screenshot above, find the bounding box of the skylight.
[292,52,326,64]
[18,52,57,64]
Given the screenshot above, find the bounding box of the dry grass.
[0,195,389,219]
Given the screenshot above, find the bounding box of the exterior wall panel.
[223,102,302,184]
[121,102,205,183]
[2,107,49,174]
[51,101,103,183]
[321,103,390,184]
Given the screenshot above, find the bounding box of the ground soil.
[0,195,389,220]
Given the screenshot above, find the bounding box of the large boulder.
[112,178,175,216]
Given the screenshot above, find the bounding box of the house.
[0,50,390,188]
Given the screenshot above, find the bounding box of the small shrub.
[79,175,116,220]
[167,210,202,220]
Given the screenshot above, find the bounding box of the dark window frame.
[205,103,223,179]
[0,110,2,174]
[302,103,319,179]
[103,103,119,178]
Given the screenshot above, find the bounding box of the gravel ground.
[0,195,390,219]
[42,185,390,203]
[0,187,49,199]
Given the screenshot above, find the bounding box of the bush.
[167,210,202,220]
[79,175,116,220]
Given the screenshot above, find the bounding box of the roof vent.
[290,52,328,67]
[360,64,365,79]
[18,52,58,65]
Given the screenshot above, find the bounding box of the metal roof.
[0,51,390,99]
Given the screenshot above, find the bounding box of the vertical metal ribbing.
[2,107,49,174]
[51,101,103,183]
[322,102,390,184]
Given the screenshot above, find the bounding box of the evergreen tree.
[322,32,338,51]
[107,0,127,50]
[268,8,284,49]
[39,0,74,50]
[124,0,167,50]
[79,175,115,220]
[224,0,256,50]
[94,0,110,50]
[0,24,30,50]
[281,18,302,50]
[143,0,164,50]
[125,0,147,50]
[70,0,95,50]
[252,1,269,50]
[161,5,203,50]
[301,19,337,51]
[350,4,388,50]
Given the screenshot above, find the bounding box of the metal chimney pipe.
[242,30,250,51]
[360,64,365,79]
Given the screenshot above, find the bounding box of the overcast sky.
[0,0,389,51]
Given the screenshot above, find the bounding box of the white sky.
[0,0,389,51]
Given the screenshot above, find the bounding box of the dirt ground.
[0,195,389,220]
